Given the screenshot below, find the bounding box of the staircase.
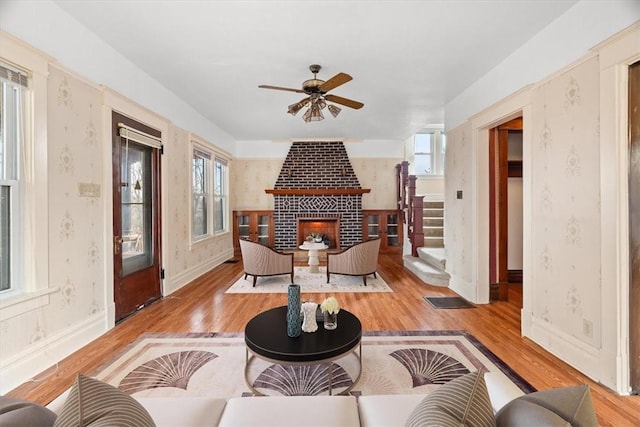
[422,201,444,248]
[403,247,450,287]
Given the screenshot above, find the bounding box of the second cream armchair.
[326,238,381,286]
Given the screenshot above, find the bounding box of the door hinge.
[160,145,164,155]
[160,268,165,279]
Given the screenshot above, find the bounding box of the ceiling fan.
[259,64,364,122]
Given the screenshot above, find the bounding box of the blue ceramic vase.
[287,284,302,337]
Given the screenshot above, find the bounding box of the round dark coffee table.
[244,305,362,395]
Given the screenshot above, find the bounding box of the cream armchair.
[326,238,381,286]
[239,239,294,286]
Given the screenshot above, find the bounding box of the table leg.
[308,249,320,273]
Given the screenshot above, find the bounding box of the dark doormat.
[424,296,475,309]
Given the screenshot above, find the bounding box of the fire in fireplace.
[297,217,340,249]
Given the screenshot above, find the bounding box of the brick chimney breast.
[271,141,364,250]
[274,141,361,189]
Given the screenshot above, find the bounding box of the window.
[192,148,210,239]
[413,129,446,176]
[213,158,227,232]
[0,35,51,319]
[191,142,228,242]
[0,62,27,293]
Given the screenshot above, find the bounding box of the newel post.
[411,195,424,257]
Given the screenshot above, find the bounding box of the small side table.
[299,242,328,273]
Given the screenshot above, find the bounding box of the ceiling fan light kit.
[259,64,363,123]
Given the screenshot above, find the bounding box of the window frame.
[0,34,53,321]
[189,137,229,246]
[412,128,446,177]
[1,64,26,294]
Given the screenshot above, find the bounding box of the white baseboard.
[448,274,486,304]
[0,312,107,394]
[164,249,234,295]
[528,316,602,384]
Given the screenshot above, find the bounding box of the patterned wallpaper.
[231,156,401,211]
[444,56,602,349]
[1,66,104,360]
[165,126,233,280]
[531,56,601,347]
[0,66,232,371]
[444,122,473,286]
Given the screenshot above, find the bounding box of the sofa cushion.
[0,396,57,426]
[218,395,359,427]
[137,397,227,427]
[495,384,598,427]
[358,394,425,427]
[405,371,495,427]
[53,374,155,427]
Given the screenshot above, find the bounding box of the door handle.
[114,236,123,255]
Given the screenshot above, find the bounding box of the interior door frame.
[489,117,523,301]
[102,90,169,327]
[112,112,162,321]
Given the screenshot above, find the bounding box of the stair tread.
[403,255,450,287]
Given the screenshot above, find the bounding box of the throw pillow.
[495,384,598,427]
[53,374,155,427]
[0,396,57,426]
[405,370,496,427]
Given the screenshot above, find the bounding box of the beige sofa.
[35,370,597,427]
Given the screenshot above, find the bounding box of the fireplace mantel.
[265,188,370,196]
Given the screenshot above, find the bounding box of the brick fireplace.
[266,141,369,251]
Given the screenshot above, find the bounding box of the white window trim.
[0,32,53,319]
[191,142,212,242]
[189,136,230,249]
[411,128,446,177]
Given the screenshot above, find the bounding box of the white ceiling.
[53,0,578,142]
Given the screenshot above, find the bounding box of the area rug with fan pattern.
[91,330,534,399]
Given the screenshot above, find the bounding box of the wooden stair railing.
[395,161,423,257]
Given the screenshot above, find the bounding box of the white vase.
[301,302,318,333]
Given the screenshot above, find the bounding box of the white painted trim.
[163,249,233,295]
[0,313,107,395]
[529,316,603,384]
[102,88,170,326]
[596,23,640,395]
[0,31,50,312]
[448,275,477,304]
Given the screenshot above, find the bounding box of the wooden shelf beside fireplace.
[233,210,274,255]
[362,209,403,254]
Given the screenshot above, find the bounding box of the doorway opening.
[489,117,523,304]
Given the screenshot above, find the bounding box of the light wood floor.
[7,254,640,426]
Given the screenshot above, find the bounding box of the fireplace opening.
[297,218,340,249]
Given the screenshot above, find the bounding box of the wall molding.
[164,249,233,295]
[0,313,107,395]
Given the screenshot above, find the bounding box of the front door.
[112,111,162,322]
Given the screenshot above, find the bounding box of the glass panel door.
[237,214,250,240]
[257,214,270,245]
[387,213,399,246]
[367,214,380,239]
[121,141,153,275]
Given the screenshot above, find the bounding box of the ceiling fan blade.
[318,72,352,93]
[324,94,364,110]
[258,85,306,94]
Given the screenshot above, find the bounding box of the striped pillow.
[53,374,155,427]
[405,371,496,427]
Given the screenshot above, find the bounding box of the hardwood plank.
[6,255,639,426]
